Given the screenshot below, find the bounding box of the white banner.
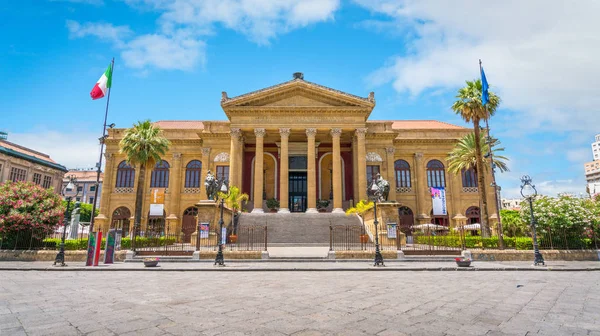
[431,187,447,216]
[149,204,164,216]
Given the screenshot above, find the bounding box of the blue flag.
[481,66,489,106]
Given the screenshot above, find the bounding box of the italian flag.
[90,64,112,100]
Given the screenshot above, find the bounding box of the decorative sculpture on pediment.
[221,92,229,102]
[214,152,230,162]
[366,152,383,162]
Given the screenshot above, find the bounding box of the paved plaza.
[1,269,599,336]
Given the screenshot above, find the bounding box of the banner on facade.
[149,204,164,216]
[200,223,209,239]
[151,188,165,204]
[104,229,116,264]
[387,223,397,238]
[431,187,447,216]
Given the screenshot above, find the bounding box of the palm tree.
[345,200,374,228]
[218,185,249,234]
[451,79,500,237]
[447,132,509,175]
[119,120,170,244]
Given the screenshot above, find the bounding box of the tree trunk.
[132,164,146,249]
[473,118,491,237]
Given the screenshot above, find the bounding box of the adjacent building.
[62,169,103,207]
[95,73,497,238]
[0,138,67,191]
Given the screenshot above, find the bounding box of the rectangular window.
[216,166,230,183]
[42,176,52,189]
[33,173,41,185]
[366,165,380,184]
[9,167,27,182]
[77,186,83,192]
[76,197,81,202]
[289,156,307,170]
[90,185,96,192]
[89,197,94,205]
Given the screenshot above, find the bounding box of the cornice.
[394,138,458,144]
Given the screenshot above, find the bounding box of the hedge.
[42,237,177,250]
[411,235,596,250]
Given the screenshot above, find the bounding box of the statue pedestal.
[189,200,233,248]
[377,202,406,247]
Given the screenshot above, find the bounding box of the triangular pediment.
[221,79,375,109]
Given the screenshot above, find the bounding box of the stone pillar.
[355,128,367,202]
[279,128,291,213]
[201,147,211,199]
[414,152,430,223]
[237,135,244,190]
[331,128,344,213]
[94,152,115,231]
[306,128,318,213]
[166,153,182,234]
[229,128,241,187]
[252,128,266,213]
[352,136,358,202]
[386,147,396,191]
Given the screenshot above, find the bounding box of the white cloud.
[566,148,591,163]
[67,0,339,71]
[355,0,600,133]
[66,20,132,47]
[51,0,104,5]
[9,131,100,169]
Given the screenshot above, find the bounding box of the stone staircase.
[238,213,362,246]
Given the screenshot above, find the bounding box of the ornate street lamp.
[520,175,545,266]
[54,175,80,266]
[369,181,384,267]
[215,181,229,266]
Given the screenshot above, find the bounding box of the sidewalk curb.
[1,267,599,272]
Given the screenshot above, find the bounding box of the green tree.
[345,200,374,228]
[61,201,98,222]
[500,209,527,237]
[218,185,249,234]
[119,120,170,239]
[451,79,501,237]
[0,182,64,247]
[447,132,509,175]
[520,196,591,236]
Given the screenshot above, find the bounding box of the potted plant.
[218,185,249,241]
[345,200,374,244]
[266,198,279,213]
[143,257,159,267]
[317,199,330,212]
[455,257,471,267]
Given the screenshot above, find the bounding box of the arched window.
[394,160,411,188]
[115,161,135,188]
[461,168,478,188]
[426,160,446,188]
[111,207,131,236]
[185,160,202,188]
[466,206,480,224]
[150,161,170,188]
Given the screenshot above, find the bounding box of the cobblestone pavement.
[1,271,599,336]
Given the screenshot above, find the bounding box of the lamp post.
[54,175,80,266]
[520,175,545,266]
[215,181,228,266]
[370,181,384,267]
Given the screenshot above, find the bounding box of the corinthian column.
[94,152,115,231]
[355,128,367,201]
[229,128,241,187]
[252,128,266,213]
[167,153,182,233]
[331,128,344,213]
[306,128,318,213]
[386,147,396,190]
[279,128,291,213]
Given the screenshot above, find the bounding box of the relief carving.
[254,128,266,137]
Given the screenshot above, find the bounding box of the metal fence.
[134,225,268,255]
[329,225,399,251]
[0,227,89,251]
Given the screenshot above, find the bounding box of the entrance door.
[182,207,198,243]
[289,172,307,212]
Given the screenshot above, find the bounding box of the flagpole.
[89,57,115,237]
[480,59,505,249]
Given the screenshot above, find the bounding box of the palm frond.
[447,132,510,174]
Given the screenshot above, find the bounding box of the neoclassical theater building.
[95,73,495,238]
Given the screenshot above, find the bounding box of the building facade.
[591,134,600,160]
[95,74,497,236]
[0,139,67,191]
[62,169,103,207]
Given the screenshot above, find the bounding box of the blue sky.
[2,0,599,198]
